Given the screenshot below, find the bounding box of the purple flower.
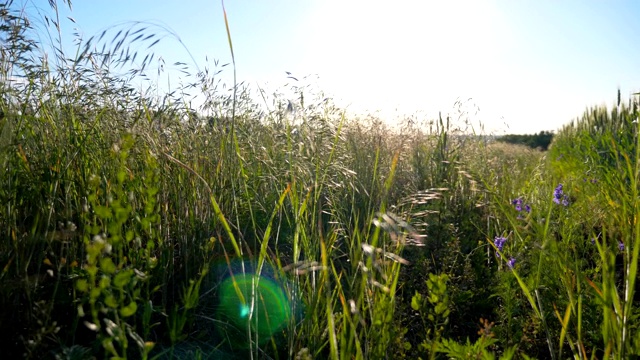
[512,197,522,208]
[619,241,625,251]
[553,183,570,206]
[512,198,531,214]
[507,257,516,269]
[494,236,507,257]
[553,184,563,204]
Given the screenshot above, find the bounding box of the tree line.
[497,130,554,150]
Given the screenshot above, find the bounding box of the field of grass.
[1,2,640,359]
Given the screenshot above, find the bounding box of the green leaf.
[411,292,423,311]
[76,279,89,292]
[120,301,138,317]
[90,288,101,300]
[428,294,439,304]
[95,205,112,219]
[105,294,118,308]
[113,269,133,288]
[99,276,111,289]
[100,257,116,274]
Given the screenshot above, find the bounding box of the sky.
[16,0,640,134]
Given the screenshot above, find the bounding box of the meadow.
[1,2,640,359]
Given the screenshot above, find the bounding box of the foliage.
[497,131,555,151]
[0,2,639,359]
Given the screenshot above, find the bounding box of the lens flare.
[216,273,290,347]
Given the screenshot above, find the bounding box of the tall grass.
[1,2,640,359]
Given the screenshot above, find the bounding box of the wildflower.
[553,183,570,206]
[553,184,563,204]
[494,236,507,257]
[507,257,516,269]
[618,241,625,251]
[512,198,522,210]
[512,198,530,214]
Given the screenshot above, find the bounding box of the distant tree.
[497,131,554,150]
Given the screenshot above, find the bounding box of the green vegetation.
[1,2,639,359]
[497,131,555,151]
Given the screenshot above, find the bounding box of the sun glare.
[300,1,501,121]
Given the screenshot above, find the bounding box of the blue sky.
[19,0,640,134]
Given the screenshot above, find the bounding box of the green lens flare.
[216,273,290,347]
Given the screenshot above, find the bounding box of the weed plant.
[0,2,639,359]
